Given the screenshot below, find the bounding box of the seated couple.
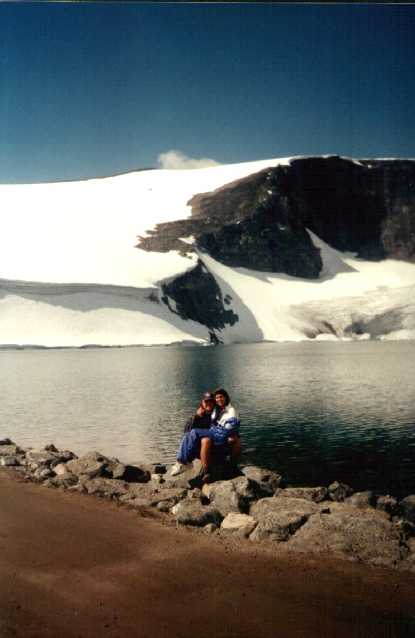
[171,388,241,484]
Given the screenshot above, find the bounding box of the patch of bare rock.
[1,438,415,572]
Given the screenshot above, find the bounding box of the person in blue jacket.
[171,388,241,482]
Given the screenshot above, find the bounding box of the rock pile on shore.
[1,438,415,572]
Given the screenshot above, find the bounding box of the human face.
[215,393,226,408]
[202,400,215,413]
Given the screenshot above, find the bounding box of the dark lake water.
[1,341,414,498]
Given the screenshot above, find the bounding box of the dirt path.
[1,470,415,638]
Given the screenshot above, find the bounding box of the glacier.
[1,156,414,347]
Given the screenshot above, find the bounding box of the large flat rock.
[287,502,405,569]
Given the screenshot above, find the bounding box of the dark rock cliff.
[138,156,415,335]
[160,260,238,341]
[138,156,415,275]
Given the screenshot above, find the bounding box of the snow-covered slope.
[1,156,414,346]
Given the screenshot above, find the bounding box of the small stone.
[26,449,58,466]
[53,463,70,476]
[106,461,126,480]
[0,445,20,457]
[345,491,374,509]
[35,468,53,480]
[149,488,188,508]
[221,512,257,537]
[376,495,398,516]
[44,444,59,453]
[204,523,218,534]
[150,463,167,475]
[0,456,20,467]
[120,464,151,483]
[156,500,175,512]
[51,472,78,487]
[328,481,354,502]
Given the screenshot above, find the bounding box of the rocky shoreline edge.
[1,437,415,573]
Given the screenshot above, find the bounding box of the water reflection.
[0,341,414,496]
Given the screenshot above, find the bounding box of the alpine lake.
[1,340,414,498]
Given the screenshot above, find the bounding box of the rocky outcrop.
[138,157,415,276]
[161,259,238,335]
[287,502,405,569]
[2,438,415,572]
[135,157,415,338]
[250,496,319,542]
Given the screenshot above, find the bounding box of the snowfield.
[1,157,414,346]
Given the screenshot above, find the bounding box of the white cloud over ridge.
[157,149,220,170]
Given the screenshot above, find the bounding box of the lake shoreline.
[1,467,415,638]
[2,437,415,575]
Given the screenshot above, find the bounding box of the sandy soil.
[1,469,415,638]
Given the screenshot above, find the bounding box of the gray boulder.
[232,476,260,502]
[135,464,153,482]
[163,462,201,489]
[241,466,282,496]
[82,478,128,498]
[251,496,319,519]
[149,488,188,510]
[171,500,223,527]
[203,480,250,516]
[328,481,354,502]
[345,491,374,509]
[26,449,58,465]
[52,463,71,477]
[400,495,415,524]
[287,502,404,569]
[66,452,107,479]
[376,494,398,516]
[250,511,310,542]
[119,483,156,503]
[149,463,167,475]
[0,456,21,467]
[249,497,319,542]
[113,463,151,483]
[0,444,21,457]
[33,467,54,480]
[54,450,77,463]
[50,473,78,488]
[103,458,126,479]
[221,512,257,537]
[276,487,328,503]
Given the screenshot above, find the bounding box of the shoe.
[170,461,193,476]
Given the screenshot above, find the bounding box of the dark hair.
[214,388,230,405]
[199,391,215,410]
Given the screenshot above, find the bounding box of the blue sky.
[1,3,414,182]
